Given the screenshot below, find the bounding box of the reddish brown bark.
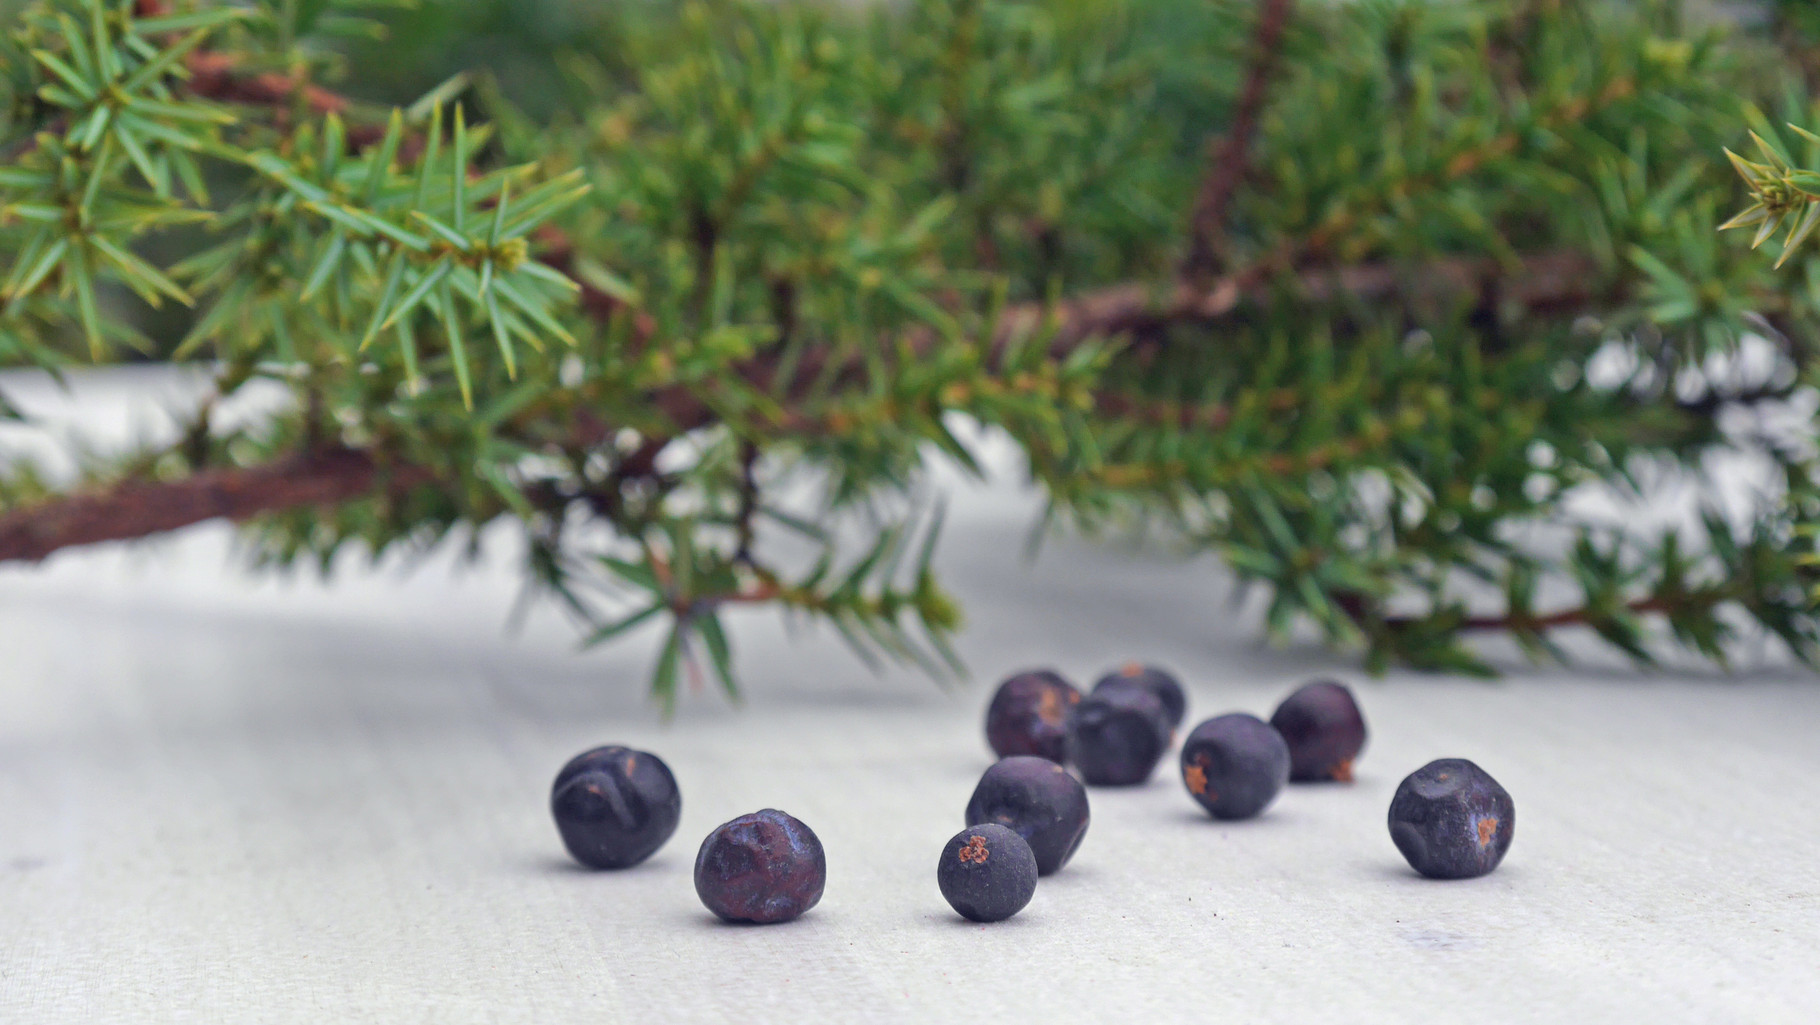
[1183,0,1297,280]
[184,52,349,119]
[1432,597,1676,632]
[0,10,1622,567]
[0,249,1599,564]
[984,248,1597,363]
[0,449,428,563]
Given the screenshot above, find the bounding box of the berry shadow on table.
[688,911,830,929]
[1163,806,1303,828]
[1358,859,1525,885]
[523,852,684,876]
[929,909,1047,930]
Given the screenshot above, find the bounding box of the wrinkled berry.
[550,745,682,869]
[1388,759,1515,880]
[1092,663,1186,729]
[694,809,826,924]
[1179,713,1290,820]
[964,756,1090,875]
[937,824,1038,923]
[1066,686,1170,786]
[1270,680,1368,782]
[984,669,1081,762]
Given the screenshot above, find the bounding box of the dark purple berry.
[694,809,826,924]
[984,669,1081,763]
[1066,686,1170,786]
[550,746,681,869]
[1270,680,1368,782]
[1092,663,1186,729]
[937,823,1038,923]
[964,756,1090,875]
[1388,759,1515,880]
[1179,713,1290,820]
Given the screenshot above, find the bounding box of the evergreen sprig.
[1,0,586,388]
[3,0,1819,709]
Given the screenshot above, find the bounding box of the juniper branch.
[4,0,1817,697]
[0,246,1598,565]
[0,448,429,562]
[1183,0,1295,281]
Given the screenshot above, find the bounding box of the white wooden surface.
[2,368,1818,1023]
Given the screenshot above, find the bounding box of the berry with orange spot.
[984,669,1081,763]
[1388,758,1514,879]
[1269,680,1368,783]
[1179,713,1290,820]
[937,823,1038,922]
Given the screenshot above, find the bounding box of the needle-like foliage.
[3,0,1819,710]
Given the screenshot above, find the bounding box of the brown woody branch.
[1432,597,1677,632]
[0,18,1608,565]
[0,448,427,562]
[0,248,1601,563]
[1334,587,1694,635]
[732,438,761,565]
[183,52,349,120]
[988,246,1596,364]
[1182,0,1296,281]
[619,248,1597,437]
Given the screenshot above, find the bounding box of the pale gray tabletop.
[2,368,1816,1023]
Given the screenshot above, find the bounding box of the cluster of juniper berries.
[547,664,1514,924]
[548,747,826,924]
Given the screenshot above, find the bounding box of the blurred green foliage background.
[9,0,1820,690]
[13,0,1818,361]
[0,0,1247,357]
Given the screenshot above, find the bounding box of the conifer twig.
[1403,597,1677,632]
[182,52,349,118]
[0,449,428,562]
[0,249,1598,565]
[1183,0,1296,280]
[4,0,1809,685]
